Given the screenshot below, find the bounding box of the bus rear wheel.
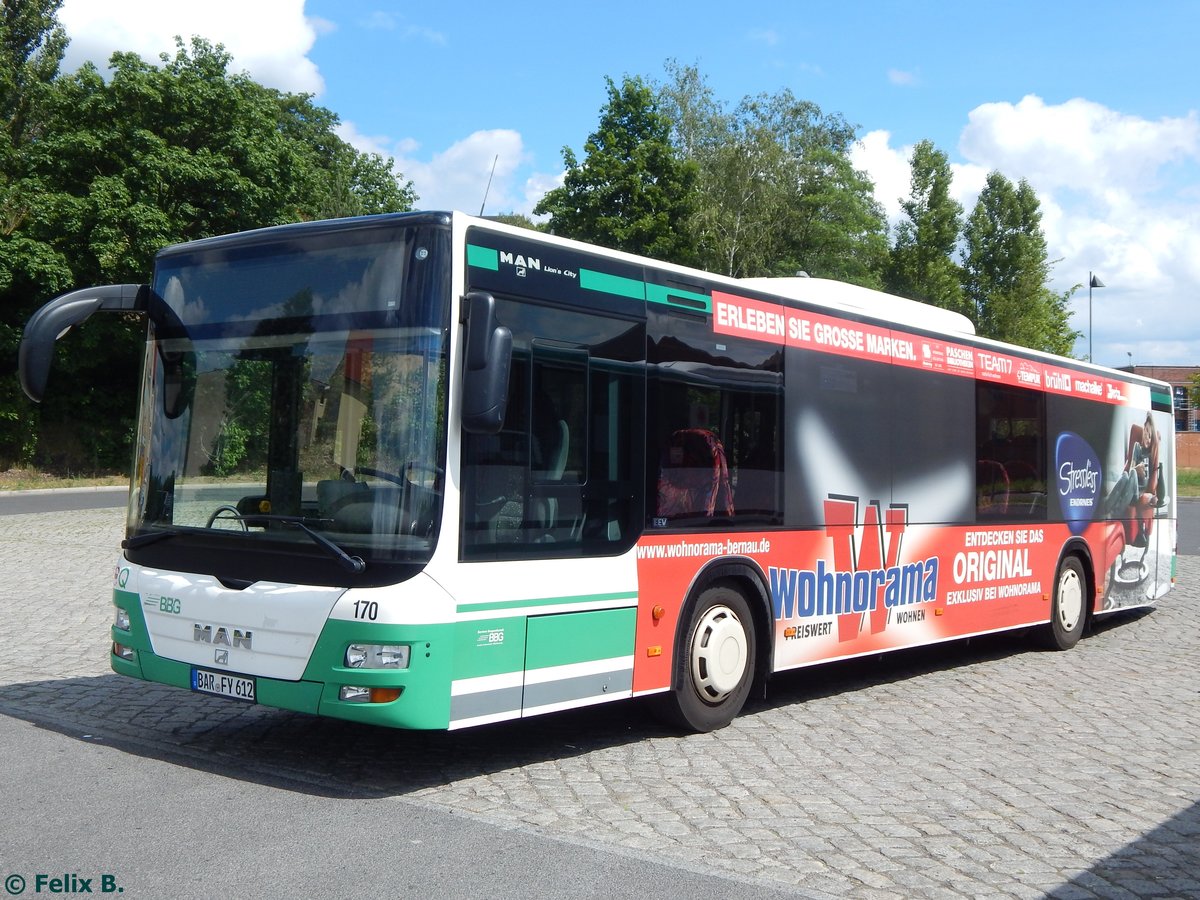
[660,584,756,733]
[1043,555,1087,650]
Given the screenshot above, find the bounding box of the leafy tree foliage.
[487,212,540,231]
[0,0,72,466]
[657,62,887,284]
[534,76,697,263]
[0,24,415,471]
[961,172,1076,354]
[885,140,967,316]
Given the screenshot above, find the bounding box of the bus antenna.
[479,155,499,216]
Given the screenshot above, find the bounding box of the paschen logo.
[1055,432,1102,535]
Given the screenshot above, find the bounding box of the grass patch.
[1178,468,1200,498]
[0,468,127,492]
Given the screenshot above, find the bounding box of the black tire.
[1043,555,1087,650]
[657,583,756,733]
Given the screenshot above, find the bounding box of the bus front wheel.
[660,584,756,733]
[1044,555,1087,650]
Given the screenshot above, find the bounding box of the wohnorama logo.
[768,497,938,642]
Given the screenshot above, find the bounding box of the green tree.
[961,172,1077,354]
[0,0,71,466]
[534,75,697,262]
[885,139,966,316]
[0,30,416,471]
[657,63,887,284]
[487,212,540,231]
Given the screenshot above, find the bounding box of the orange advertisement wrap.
[630,284,1175,697]
[633,515,1105,692]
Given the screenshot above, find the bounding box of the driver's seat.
[317,478,367,521]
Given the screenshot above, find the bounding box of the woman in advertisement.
[1104,412,1162,525]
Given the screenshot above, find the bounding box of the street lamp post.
[1089,272,1105,362]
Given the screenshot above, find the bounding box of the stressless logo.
[1055,431,1102,535]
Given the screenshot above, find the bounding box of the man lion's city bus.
[18,211,1176,732]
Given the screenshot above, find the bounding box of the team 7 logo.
[769,497,939,642]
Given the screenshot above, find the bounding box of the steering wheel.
[206,504,248,531]
[356,464,444,490]
[354,466,406,487]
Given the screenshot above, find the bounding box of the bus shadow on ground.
[1051,799,1200,898]
[0,608,1153,800]
[746,608,1151,712]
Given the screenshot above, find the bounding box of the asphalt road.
[0,504,1198,898]
[0,485,128,515]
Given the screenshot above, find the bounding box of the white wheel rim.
[1057,568,1083,632]
[690,605,748,702]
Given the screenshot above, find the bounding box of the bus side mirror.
[19,284,148,402]
[461,291,512,434]
[160,349,196,419]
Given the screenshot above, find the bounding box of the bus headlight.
[345,644,410,669]
[114,607,131,631]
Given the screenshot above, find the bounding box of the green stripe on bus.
[525,607,636,670]
[456,590,637,614]
[645,283,711,313]
[580,268,645,300]
[467,244,499,270]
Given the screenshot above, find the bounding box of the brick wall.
[1177,433,1200,468]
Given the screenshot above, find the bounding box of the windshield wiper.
[123,529,178,550]
[124,515,366,574]
[243,514,367,574]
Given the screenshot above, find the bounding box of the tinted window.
[647,305,783,529]
[976,381,1047,520]
[461,298,644,559]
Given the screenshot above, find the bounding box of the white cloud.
[850,130,912,223]
[747,28,781,47]
[523,170,565,220]
[57,0,324,95]
[854,96,1200,365]
[887,69,918,87]
[960,95,1200,199]
[393,129,535,215]
[332,125,560,216]
[358,11,447,45]
[334,121,395,161]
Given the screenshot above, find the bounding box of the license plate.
[191,668,256,703]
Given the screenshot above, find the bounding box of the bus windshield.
[125,218,451,585]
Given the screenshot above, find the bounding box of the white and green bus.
[19,211,1176,732]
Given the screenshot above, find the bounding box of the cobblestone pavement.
[2,507,1198,898]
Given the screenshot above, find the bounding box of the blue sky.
[57,1,1200,369]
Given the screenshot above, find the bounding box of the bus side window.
[975,381,1047,520]
[646,306,783,530]
[460,302,643,559]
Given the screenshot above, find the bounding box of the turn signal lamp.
[339,685,403,704]
[112,641,135,661]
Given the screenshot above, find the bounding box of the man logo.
[214,649,229,665]
[193,623,253,650]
